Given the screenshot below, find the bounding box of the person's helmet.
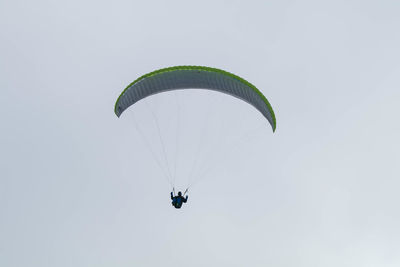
[178,191,182,196]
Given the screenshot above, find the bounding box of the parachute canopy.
[114,66,276,131]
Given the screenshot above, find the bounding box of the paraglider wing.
[114,66,276,131]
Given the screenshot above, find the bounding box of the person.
[171,191,188,209]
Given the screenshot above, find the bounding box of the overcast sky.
[1,0,400,266]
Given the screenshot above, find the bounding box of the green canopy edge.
[114,65,276,132]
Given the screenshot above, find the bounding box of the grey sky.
[1,0,400,266]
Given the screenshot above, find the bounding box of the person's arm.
[171,192,173,199]
[183,195,188,203]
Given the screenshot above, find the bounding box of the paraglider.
[115,66,276,131]
[171,189,188,209]
[114,66,276,208]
